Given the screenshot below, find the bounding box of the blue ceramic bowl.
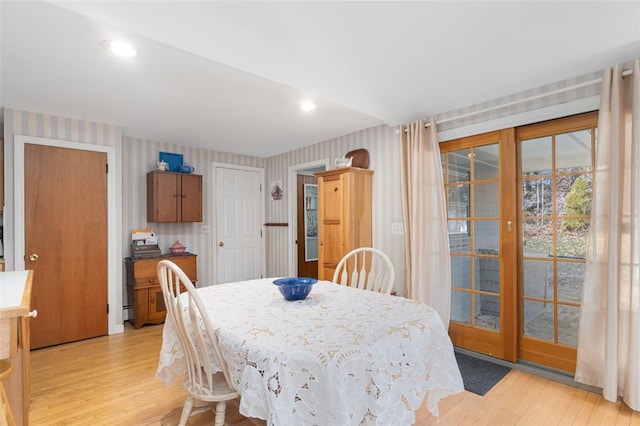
[273,277,317,301]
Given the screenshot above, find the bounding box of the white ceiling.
[1,1,639,158]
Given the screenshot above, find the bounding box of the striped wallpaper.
[1,64,614,319]
[434,69,603,131]
[265,125,404,291]
[121,136,265,290]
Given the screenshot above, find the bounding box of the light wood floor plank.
[572,391,601,425]
[518,380,574,424]
[558,388,590,424]
[615,402,634,426]
[473,370,536,425]
[589,397,625,425]
[28,322,639,425]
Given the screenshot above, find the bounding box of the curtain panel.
[400,118,452,326]
[575,59,640,411]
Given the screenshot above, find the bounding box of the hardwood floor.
[29,322,639,425]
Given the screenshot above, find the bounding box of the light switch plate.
[202,225,211,234]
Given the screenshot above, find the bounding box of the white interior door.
[214,165,264,284]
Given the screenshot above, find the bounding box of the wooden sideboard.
[0,270,34,426]
[125,254,197,329]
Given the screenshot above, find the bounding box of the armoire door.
[25,143,108,349]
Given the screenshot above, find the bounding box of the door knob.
[218,242,224,247]
[28,253,39,262]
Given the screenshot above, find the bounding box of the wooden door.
[25,144,108,349]
[215,166,263,284]
[516,112,597,373]
[296,175,318,278]
[180,174,203,222]
[442,130,518,361]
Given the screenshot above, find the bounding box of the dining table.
[156,278,464,425]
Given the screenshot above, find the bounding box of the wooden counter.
[0,270,34,426]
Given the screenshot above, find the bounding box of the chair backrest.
[157,260,234,396]
[331,247,395,295]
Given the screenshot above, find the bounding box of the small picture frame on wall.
[271,180,283,201]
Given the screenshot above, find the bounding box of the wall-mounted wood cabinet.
[315,167,373,281]
[125,254,197,329]
[147,171,202,222]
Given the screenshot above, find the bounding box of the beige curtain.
[400,118,451,326]
[575,59,640,411]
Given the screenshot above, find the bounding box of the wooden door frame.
[211,162,266,283]
[287,159,330,277]
[13,135,122,335]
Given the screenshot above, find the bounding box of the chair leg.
[213,401,227,426]
[178,396,195,426]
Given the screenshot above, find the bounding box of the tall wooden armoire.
[315,167,373,281]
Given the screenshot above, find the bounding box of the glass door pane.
[445,144,501,331]
[517,112,597,373]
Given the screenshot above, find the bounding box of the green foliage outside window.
[564,176,591,231]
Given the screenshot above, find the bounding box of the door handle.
[218,242,224,247]
[28,253,39,262]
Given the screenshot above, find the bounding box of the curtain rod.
[423,68,634,128]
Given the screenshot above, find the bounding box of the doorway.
[287,159,329,277]
[13,135,118,348]
[442,112,597,373]
[296,174,318,278]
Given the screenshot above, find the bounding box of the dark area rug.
[455,352,512,396]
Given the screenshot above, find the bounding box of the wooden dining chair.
[157,260,239,426]
[332,247,395,295]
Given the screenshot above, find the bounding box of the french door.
[442,112,597,372]
[517,112,597,372]
[442,130,518,361]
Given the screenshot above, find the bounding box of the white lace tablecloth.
[156,279,463,425]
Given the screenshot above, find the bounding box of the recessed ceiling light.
[101,40,137,57]
[300,100,317,112]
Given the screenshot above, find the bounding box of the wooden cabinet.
[315,167,373,281]
[125,254,197,329]
[147,171,202,222]
[0,270,34,426]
